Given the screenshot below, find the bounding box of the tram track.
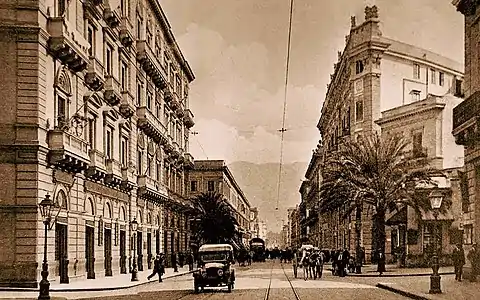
[263,260,301,300]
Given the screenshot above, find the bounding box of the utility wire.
[191,131,209,159]
[276,0,295,210]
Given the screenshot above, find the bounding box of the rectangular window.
[87,25,95,57]
[57,96,67,124]
[460,171,469,213]
[156,162,161,181]
[439,72,444,86]
[176,75,182,95]
[411,90,421,102]
[207,181,215,192]
[191,181,197,192]
[156,101,161,118]
[88,118,95,149]
[464,225,473,245]
[120,0,128,16]
[121,61,128,91]
[430,69,436,84]
[58,0,66,16]
[137,149,143,175]
[120,136,128,166]
[137,83,142,106]
[355,100,364,122]
[105,127,113,159]
[136,17,142,39]
[413,64,420,79]
[105,44,113,75]
[147,91,152,110]
[355,60,364,74]
[147,156,152,177]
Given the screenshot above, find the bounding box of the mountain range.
[227,161,308,233]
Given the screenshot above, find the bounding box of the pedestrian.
[179,252,185,268]
[172,252,178,272]
[186,250,194,271]
[147,254,164,282]
[453,243,465,281]
[377,251,386,276]
[467,244,479,282]
[292,250,299,278]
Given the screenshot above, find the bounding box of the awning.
[420,209,454,221]
[386,207,407,226]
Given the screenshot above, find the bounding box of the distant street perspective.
[3,0,480,300]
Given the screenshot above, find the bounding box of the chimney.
[351,16,356,28]
[365,5,379,21]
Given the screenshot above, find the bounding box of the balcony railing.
[184,109,195,128]
[103,5,121,28]
[85,57,105,91]
[105,158,122,187]
[104,75,122,106]
[184,153,194,169]
[119,91,135,119]
[47,17,88,72]
[85,149,106,180]
[47,129,90,172]
[136,106,168,144]
[453,91,480,130]
[136,40,167,89]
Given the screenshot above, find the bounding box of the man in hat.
[453,243,465,281]
[147,254,164,282]
[468,244,479,282]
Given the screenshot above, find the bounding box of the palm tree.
[190,192,239,245]
[319,133,441,272]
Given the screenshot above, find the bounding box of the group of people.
[452,243,480,282]
[293,247,325,280]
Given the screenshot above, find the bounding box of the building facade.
[316,5,463,263]
[452,0,480,275]
[288,206,301,249]
[0,0,195,287]
[187,160,252,247]
[376,94,464,266]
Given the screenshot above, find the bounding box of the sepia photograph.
[0,0,476,299]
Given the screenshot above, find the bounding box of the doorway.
[147,232,152,269]
[137,232,143,271]
[104,228,112,276]
[85,225,95,279]
[55,223,69,283]
[164,230,169,267]
[120,230,126,274]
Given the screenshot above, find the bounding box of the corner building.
[317,6,463,263]
[0,0,195,287]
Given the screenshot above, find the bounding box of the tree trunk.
[376,208,387,273]
[355,203,363,274]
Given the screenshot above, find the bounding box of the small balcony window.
[411,90,421,102]
[207,181,215,192]
[413,64,420,79]
[355,100,364,122]
[439,72,444,86]
[355,60,364,74]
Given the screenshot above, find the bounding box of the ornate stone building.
[316,5,463,263]
[187,160,252,248]
[452,0,480,275]
[0,0,195,287]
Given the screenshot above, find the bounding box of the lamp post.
[38,194,56,300]
[429,192,443,294]
[130,218,138,282]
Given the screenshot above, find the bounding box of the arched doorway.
[55,190,69,283]
[85,197,95,279]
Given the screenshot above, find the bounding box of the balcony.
[85,150,106,181]
[120,167,136,192]
[104,75,121,106]
[47,129,90,173]
[119,91,135,119]
[453,91,480,146]
[184,153,194,169]
[183,109,195,128]
[136,106,168,144]
[83,0,103,21]
[170,91,181,111]
[163,136,174,155]
[47,17,88,72]
[137,175,168,204]
[136,40,167,89]
[119,17,134,47]
[103,5,120,28]
[85,57,105,91]
[105,158,122,187]
[175,104,185,118]
[170,141,181,159]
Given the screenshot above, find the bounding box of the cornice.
[376,102,445,126]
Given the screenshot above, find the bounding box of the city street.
[67,261,408,300]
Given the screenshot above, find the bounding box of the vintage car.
[193,244,235,293]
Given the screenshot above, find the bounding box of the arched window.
[138,210,143,224]
[86,198,95,215]
[120,206,126,221]
[56,190,68,210]
[147,213,152,224]
[156,215,160,227]
[105,202,112,219]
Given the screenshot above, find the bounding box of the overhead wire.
[190,131,209,159]
[276,0,295,211]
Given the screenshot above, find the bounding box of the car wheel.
[194,282,199,293]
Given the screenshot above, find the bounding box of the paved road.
[67,261,408,300]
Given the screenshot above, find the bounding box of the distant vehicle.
[249,238,266,262]
[193,244,235,293]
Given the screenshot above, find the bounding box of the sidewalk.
[325,264,455,277]
[376,274,480,300]
[0,265,195,293]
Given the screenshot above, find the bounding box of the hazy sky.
[162,0,464,164]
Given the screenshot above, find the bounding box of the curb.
[348,271,454,278]
[0,270,195,293]
[376,283,431,300]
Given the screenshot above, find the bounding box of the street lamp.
[429,191,443,294]
[130,218,138,282]
[38,194,57,300]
